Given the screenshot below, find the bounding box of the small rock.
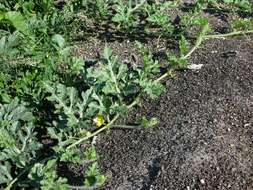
[187,64,204,70]
[211,50,218,54]
[91,136,97,145]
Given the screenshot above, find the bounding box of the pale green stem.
[67,95,140,149]
[4,178,18,190]
[205,30,253,39]
[68,184,101,190]
[156,29,253,82]
[156,71,170,82]
[67,114,119,150]
[131,0,146,12]
[111,124,141,129]
[4,156,54,190]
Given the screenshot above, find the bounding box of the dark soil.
[93,36,253,190]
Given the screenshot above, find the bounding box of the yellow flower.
[93,114,104,127]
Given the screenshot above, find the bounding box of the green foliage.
[166,52,188,68]
[0,32,20,62]
[140,116,159,128]
[139,79,165,99]
[145,2,177,34]
[137,42,160,75]
[44,83,95,131]
[135,42,165,98]
[112,0,146,29]
[29,159,69,190]
[0,11,29,35]
[90,47,128,96]
[206,0,252,13]
[232,18,253,31]
[0,99,41,185]
[166,22,210,69]
[179,35,189,57]
[0,0,252,189]
[52,34,65,49]
[0,73,12,103]
[84,163,106,187]
[80,0,110,20]
[85,147,98,161]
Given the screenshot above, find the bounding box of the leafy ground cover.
[0,0,253,189]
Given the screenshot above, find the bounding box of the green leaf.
[140,79,165,99]
[0,12,4,21]
[90,47,128,95]
[110,103,128,116]
[85,147,98,161]
[70,57,85,74]
[52,34,65,49]
[29,159,68,190]
[147,11,173,33]
[84,163,106,187]
[232,18,253,31]
[140,116,159,128]
[0,100,41,185]
[4,11,29,35]
[1,93,11,103]
[123,84,139,96]
[0,32,19,58]
[167,52,188,68]
[60,148,83,163]
[179,35,189,56]
[196,23,210,46]
[193,16,209,26]
[0,162,12,184]
[44,82,95,128]
[0,129,16,148]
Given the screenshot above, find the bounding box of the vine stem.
[156,29,253,82]
[205,30,253,39]
[111,124,141,129]
[155,45,197,82]
[4,178,18,190]
[131,0,147,12]
[67,96,140,149]
[67,114,119,150]
[156,71,170,82]
[68,184,101,190]
[4,156,55,190]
